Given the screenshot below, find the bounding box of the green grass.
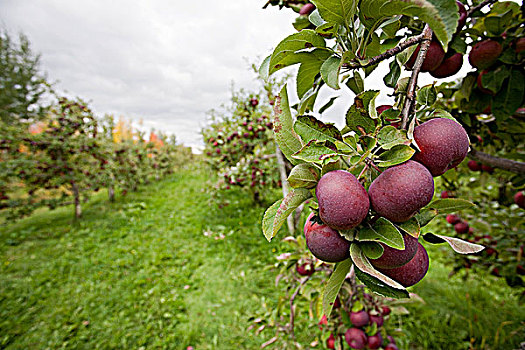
[1,165,523,349]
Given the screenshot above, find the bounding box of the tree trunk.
[108,185,115,202]
[275,144,295,235]
[71,182,82,219]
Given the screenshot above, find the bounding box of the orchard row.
[0,97,191,220]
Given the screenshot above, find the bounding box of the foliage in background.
[202,75,284,203]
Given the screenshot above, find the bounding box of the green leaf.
[292,140,339,164]
[356,90,380,119]
[384,59,401,88]
[294,115,343,144]
[350,244,409,298]
[262,188,312,242]
[377,144,415,167]
[320,56,342,90]
[312,0,358,27]
[346,105,376,134]
[426,198,475,213]
[481,66,510,94]
[416,84,438,106]
[493,69,524,119]
[319,96,338,114]
[377,126,408,150]
[395,218,420,239]
[269,30,327,75]
[360,241,384,259]
[293,15,313,31]
[297,50,332,99]
[484,10,513,36]
[315,22,339,39]
[415,208,438,227]
[273,85,304,165]
[360,0,459,48]
[258,55,271,81]
[287,163,320,189]
[423,233,485,254]
[346,71,365,95]
[298,87,319,115]
[322,258,352,318]
[357,218,405,249]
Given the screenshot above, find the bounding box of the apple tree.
[255,0,523,348]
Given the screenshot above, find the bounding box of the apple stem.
[400,25,433,130]
[469,148,525,175]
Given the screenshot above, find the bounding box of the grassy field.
[1,165,523,349]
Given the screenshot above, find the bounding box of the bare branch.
[400,25,433,130]
[469,148,525,175]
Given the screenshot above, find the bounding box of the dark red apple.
[299,3,316,16]
[430,52,463,78]
[413,118,470,177]
[406,40,446,72]
[377,243,429,287]
[368,161,434,222]
[345,328,367,349]
[469,40,502,69]
[369,233,419,269]
[514,191,525,209]
[304,213,351,262]
[316,170,370,230]
[467,160,482,171]
[454,221,469,234]
[350,310,370,327]
[446,214,461,225]
[367,333,383,350]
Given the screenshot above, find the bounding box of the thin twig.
[343,32,426,70]
[400,25,433,130]
[466,0,498,17]
[365,158,382,173]
[357,163,370,180]
[469,148,525,175]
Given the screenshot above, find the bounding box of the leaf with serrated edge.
[312,0,358,27]
[294,115,342,144]
[423,233,485,254]
[292,140,339,164]
[415,208,438,227]
[357,218,405,249]
[377,144,415,167]
[377,126,409,150]
[297,50,332,99]
[322,258,352,318]
[361,241,384,259]
[287,163,320,189]
[395,218,420,239]
[262,189,311,242]
[273,85,304,165]
[360,0,459,48]
[350,244,409,296]
[269,30,326,75]
[427,198,475,213]
[320,56,341,90]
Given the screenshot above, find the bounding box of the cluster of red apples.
[304,118,470,288]
[320,294,398,350]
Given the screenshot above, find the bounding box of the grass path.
[1,166,282,349]
[1,165,524,349]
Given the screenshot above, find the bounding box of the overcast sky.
[1,1,471,151]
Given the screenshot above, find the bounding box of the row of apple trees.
[249,0,524,349]
[201,74,286,204]
[0,30,192,220]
